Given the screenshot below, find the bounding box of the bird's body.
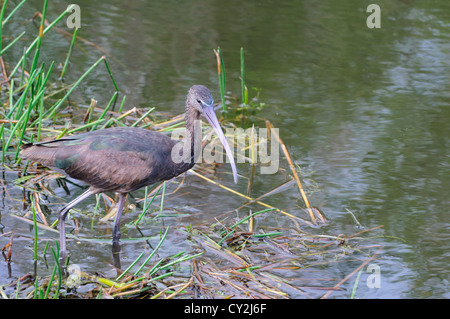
[20,85,238,262]
[21,127,191,194]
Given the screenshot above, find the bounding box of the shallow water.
[1,0,449,298]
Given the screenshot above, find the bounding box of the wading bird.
[21,85,238,261]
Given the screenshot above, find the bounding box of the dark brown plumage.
[21,85,238,261]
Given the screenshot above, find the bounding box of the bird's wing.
[21,128,178,192]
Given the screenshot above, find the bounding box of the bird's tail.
[20,143,58,167]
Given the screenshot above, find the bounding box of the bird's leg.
[58,189,93,265]
[111,194,126,269]
[112,194,126,243]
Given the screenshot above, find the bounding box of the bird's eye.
[197,99,202,104]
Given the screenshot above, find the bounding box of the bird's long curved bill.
[203,106,238,184]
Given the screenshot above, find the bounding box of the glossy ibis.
[21,85,238,261]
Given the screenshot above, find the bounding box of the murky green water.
[1,0,449,298]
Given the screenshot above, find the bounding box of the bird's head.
[188,84,214,113]
[187,85,238,184]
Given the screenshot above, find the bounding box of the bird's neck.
[185,105,202,142]
[174,105,202,172]
[187,106,202,162]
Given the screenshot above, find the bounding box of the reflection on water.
[1,0,449,298]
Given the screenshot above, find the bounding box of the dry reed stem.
[153,114,184,131]
[151,282,188,299]
[189,169,313,226]
[233,179,297,213]
[192,232,249,267]
[11,214,58,233]
[320,247,383,299]
[0,56,10,89]
[0,232,14,261]
[213,49,222,77]
[166,276,194,299]
[0,119,18,124]
[347,225,384,239]
[265,120,325,223]
[31,12,112,57]
[32,192,47,225]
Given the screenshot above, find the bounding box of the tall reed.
[240,47,248,106]
[0,1,118,163]
[214,47,227,112]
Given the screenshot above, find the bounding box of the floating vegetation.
[0,1,384,299]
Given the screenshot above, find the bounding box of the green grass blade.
[60,27,78,78]
[90,91,118,131]
[31,194,38,261]
[159,181,166,216]
[8,61,41,118]
[218,208,276,245]
[118,95,126,113]
[230,208,275,229]
[252,231,283,238]
[350,268,363,299]
[0,0,8,54]
[35,56,105,123]
[2,0,26,27]
[132,226,170,277]
[131,107,155,127]
[39,60,55,92]
[156,252,203,272]
[50,246,62,298]
[9,5,74,78]
[0,30,25,55]
[3,68,41,154]
[68,118,106,134]
[134,184,161,225]
[29,0,47,73]
[44,263,58,299]
[15,86,47,159]
[103,58,119,92]
[115,252,145,281]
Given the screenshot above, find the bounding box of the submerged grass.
[0,2,385,299]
